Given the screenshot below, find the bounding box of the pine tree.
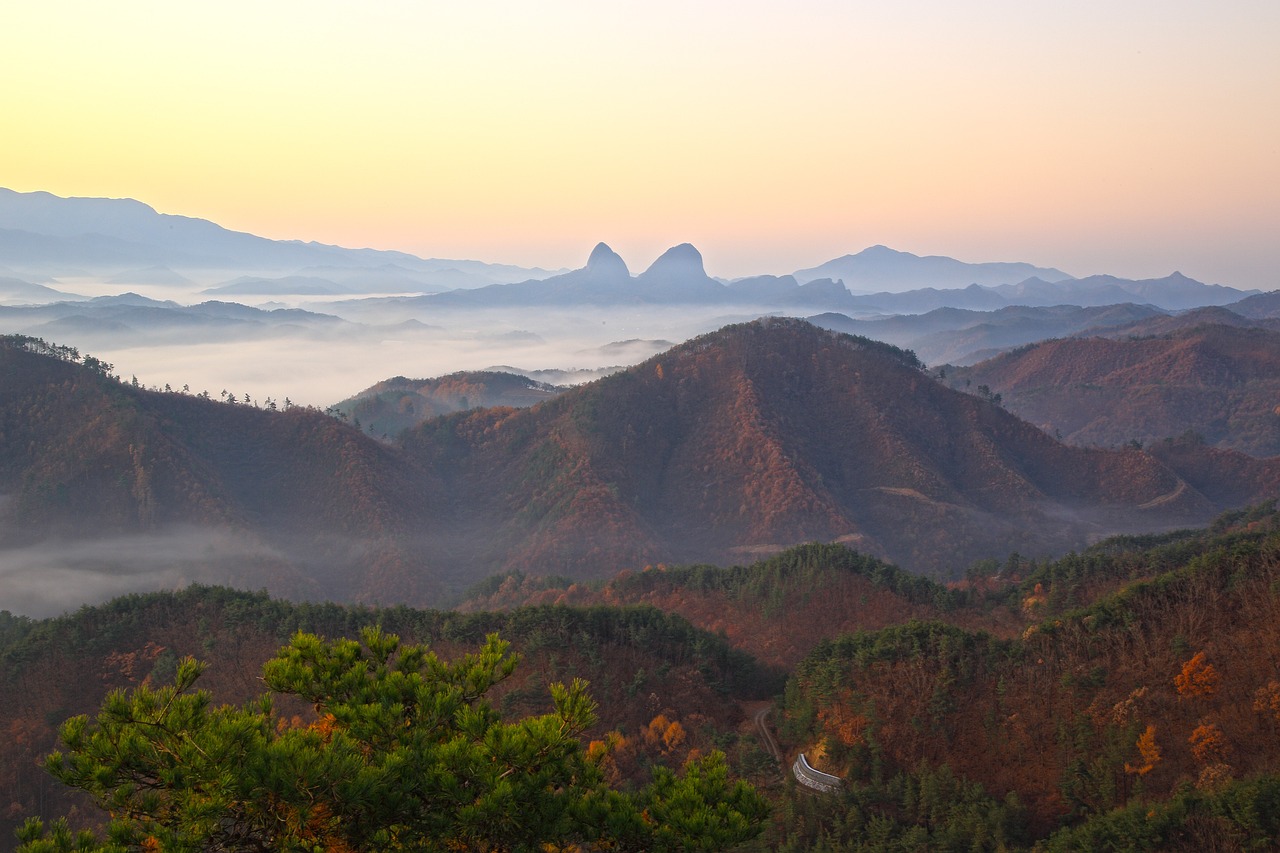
[19,628,766,852]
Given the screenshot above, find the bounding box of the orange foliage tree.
[1124,724,1161,776]
[1253,680,1280,724]
[1188,721,1230,765]
[1174,651,1219,699]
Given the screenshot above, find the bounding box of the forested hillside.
[332,370,563,438]
[0,588,779,845]
[458,543,1022,669]
[10,508,1280,848]
[949,324,1280,455]
[767,503,1280,849]
[402,318,1257,580]
[5,321,1280,620]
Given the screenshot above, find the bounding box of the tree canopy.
[17,627,766,852]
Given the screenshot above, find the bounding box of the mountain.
[0,339,444,612]
[992,271,1255,311]
[457,542,1020,670]
[0,188,555,285]
[6,320,1279,617]
[724,275,857,310]
[399,318,1276,580]
[401,241,1248,319]
[949,324,1280,455]
[793,245,1073,291]
[421,242,733,307]
[0,275,81,305]
[0,293,349,347]
[333,370,565,437]
[634,243,728,302]
[810,303,1167,365]
[1091,304,1280,338]
[1228,289,1280,319]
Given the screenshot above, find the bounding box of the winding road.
[752,706,842,793]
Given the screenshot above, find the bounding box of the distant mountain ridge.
[348,242,1251,316]
[793,244,1074,292]
[0,188,557,287]
[1,188,1261,314]
[810,303,1169,365]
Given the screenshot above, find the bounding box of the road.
[752,705,842,793]
[792,752,842,794]
[753,706,782,764]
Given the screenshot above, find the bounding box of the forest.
[7,504,1280,849]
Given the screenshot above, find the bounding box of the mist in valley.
[31,283,783,408]
[0,527,291,619]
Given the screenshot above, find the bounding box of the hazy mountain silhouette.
[0,293,350,348]
[792,245,1073,292]
[991,271,1251,311]
[810,303,1166,364]
[0,188,556,285]
[0,276,82,305]
[420,242,738,307]
[1228,290,1280,319]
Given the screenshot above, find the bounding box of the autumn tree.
[1125,724,1161,777]
[17,628,766,852]
[1174,651,1219,699]
[1188,721,1230,765]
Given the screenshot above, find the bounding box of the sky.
[3,0,1278,287]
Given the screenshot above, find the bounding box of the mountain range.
[0,188,558,288]
[331,243,1253,316]
[6,319,1279,618]
[1,189,1260,314]
[792,244,1072,291]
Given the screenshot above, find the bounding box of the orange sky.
[2,1,1278,286]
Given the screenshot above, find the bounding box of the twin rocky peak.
[584,241,708,284]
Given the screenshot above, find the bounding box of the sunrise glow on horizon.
[3,0,1278,287]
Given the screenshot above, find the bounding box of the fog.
[0,527,291,618]
[74,302,774,407]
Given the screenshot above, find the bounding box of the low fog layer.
[68,304,768,407]
[0,527,287,618]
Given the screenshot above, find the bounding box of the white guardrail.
[792,753,842,794]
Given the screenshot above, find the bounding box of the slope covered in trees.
[17,628,768,852]
[0,587,779,846]
[0,335,447,608]
[458,543,1022,669]
[949,324,1280,455]
[10,507,1280,849]
[5,321,1280,617]
[332,370,563,438]
[771,504,1280,848]
[403,318,1264,580]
